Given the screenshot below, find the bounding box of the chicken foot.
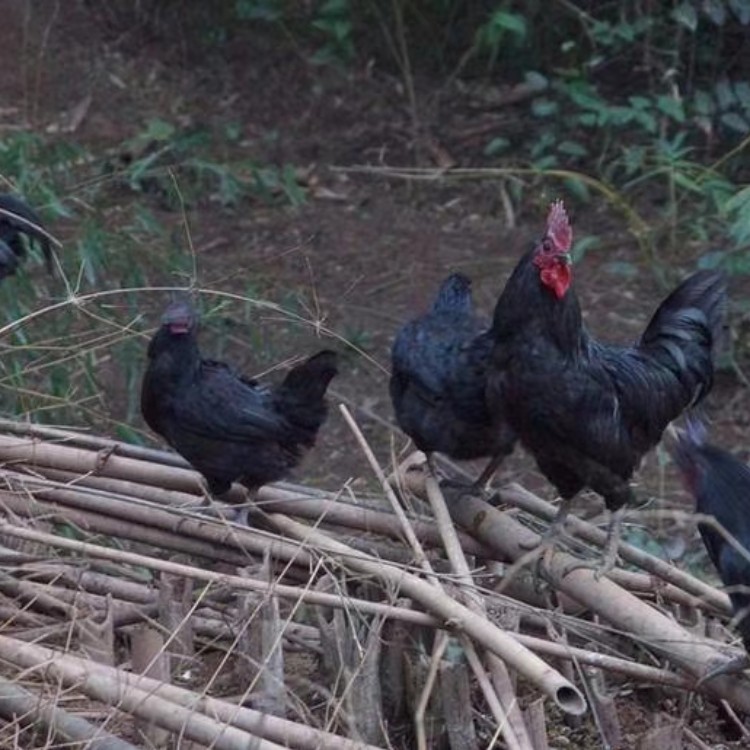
[560,506,625,579]
[496,497,575,593]
[433,451,508,504]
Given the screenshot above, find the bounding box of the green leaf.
[142,119,175,142]
[484,137,510,156]
[720,111,750,132]
[697,250,726,270]
[490,10,527,38]
[524,71,549,90]
[715,79,735,109]
[570,235,599,263]
[703,0,727,24]
[628,96,652,110]
[673,1,698,30]
[729,0,750,24]
[604,260,639,278]
[692,89,715,115]
[562,176,590,201]
[634,110,658,133]
[235,0,281,21]
[557,140,588,157]
[725,186,750,244]
[656,96,686,122]
[735,81,750,112]
[531,98,558,117]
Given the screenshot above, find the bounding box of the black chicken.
[0,194,52,280]
[390,272,516,488]
[141,299,338,500]
[487,202,727,573]
[672,421,750,681]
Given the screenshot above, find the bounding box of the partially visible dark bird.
[487,201,727,573]
[672,420,750,681]
[141,299,339,498]
[390,272,516,488]
[0,194,52,281]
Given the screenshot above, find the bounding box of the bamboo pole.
[340,406,532,745]
[265,510,586,716]
[411,480,750,713]
[499,483,731,614]
[0,674,138,750]
[0,635,384,750]
[0,521,442,628]
[0,639,290,750]
[40,463,495,556]
[422,470,535,748]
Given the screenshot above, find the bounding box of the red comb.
[546,200,572,253]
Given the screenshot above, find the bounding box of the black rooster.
[487,202,727,573]
[141,299,338,499]
[390,272,516,488]
[672,421,750,681]
[0,194,52,280]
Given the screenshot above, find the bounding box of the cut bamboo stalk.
[265,510,586,715]
[130,624,172,747]
[0,521,442,627]
[342,406,535,743]
[418,482,750,713]
[499,483,730,614]
[0,635,386,750]
[0,418,191,468]
[0,474,322,568]
[36,463,496,557]
[0,433,232,499]
[3,472,456,571]
[0,490,262,568]
[0,674,138,750]
[34,574,689,691]
[423,470,535,748]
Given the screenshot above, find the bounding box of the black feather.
[141,300,338,496]
[488,229,727,512]
[672,424,750,652]
[390,273,516,464]
[0,194,52,279]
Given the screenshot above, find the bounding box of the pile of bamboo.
[0,409,745,749]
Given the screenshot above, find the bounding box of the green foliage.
[201,1,750,276]
[0,118,308,432]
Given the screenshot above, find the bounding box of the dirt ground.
[2,2,750,747]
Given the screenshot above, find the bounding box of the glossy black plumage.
[141,300,338,496]
[390,272,516,472]
[672,423,750,655]
[487,207,726,514]
[0,194,52,280]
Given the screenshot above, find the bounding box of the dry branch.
[341,407,533,742]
